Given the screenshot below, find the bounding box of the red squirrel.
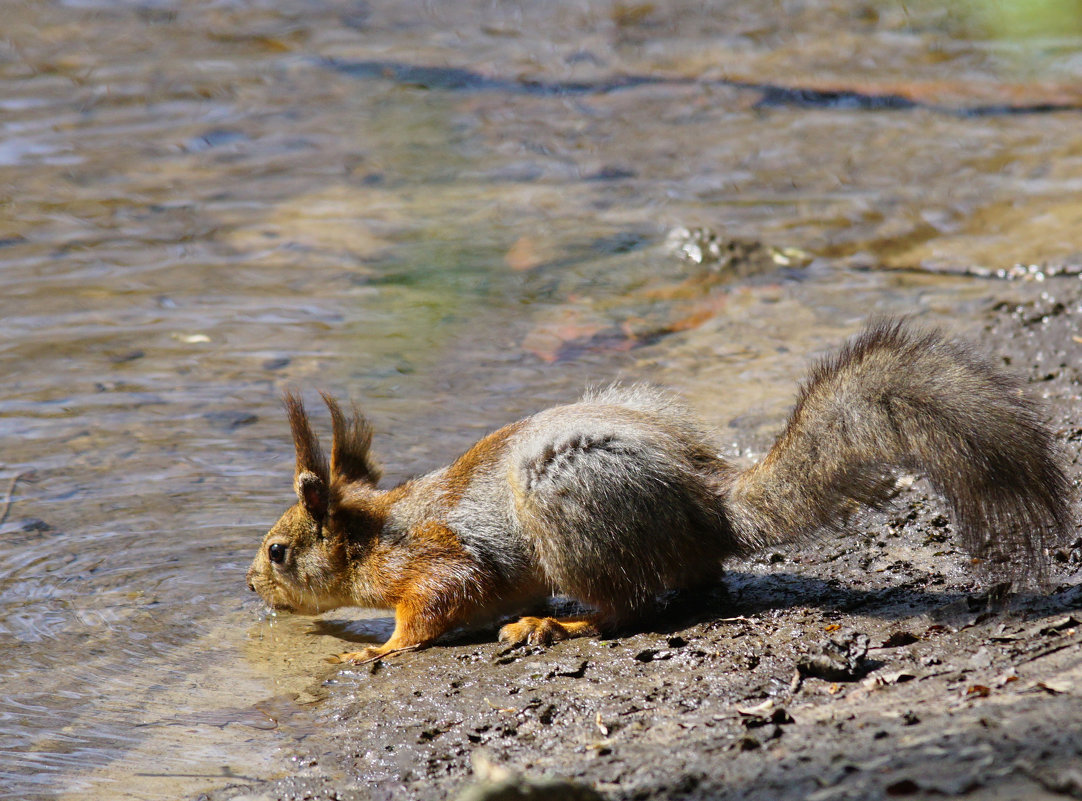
[246,320,1070,663]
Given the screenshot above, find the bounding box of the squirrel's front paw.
[327,646,384,665]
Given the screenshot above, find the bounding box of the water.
[2,1,1081,797]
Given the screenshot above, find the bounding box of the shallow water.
[2,1,1081,798]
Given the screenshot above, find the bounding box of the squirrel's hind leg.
[498,614,600,647]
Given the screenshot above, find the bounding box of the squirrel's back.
[505,385,741,615]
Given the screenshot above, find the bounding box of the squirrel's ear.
[283,391,331,507]
[321,392,383,486]
[295,469,328,521]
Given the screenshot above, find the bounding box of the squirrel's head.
[247,392,382,615]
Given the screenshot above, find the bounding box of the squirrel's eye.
[268,543,287,564]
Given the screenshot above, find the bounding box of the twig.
[0,470,31,527]
[325,642,425,666]
[354,643,423,664]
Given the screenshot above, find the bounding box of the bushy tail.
[726,319,1071,585]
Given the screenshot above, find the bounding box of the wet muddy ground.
[205,282,1082,801]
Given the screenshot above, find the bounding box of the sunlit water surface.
[2,1,1081,797]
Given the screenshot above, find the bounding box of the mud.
[204,280,1082,801]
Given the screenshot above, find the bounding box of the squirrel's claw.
[329,643,424,665]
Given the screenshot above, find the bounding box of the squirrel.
[246,320,1071,663]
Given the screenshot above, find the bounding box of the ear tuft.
[321,392,383,486]
[283,392,331,509]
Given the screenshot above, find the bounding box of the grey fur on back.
[508,385,740,617]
